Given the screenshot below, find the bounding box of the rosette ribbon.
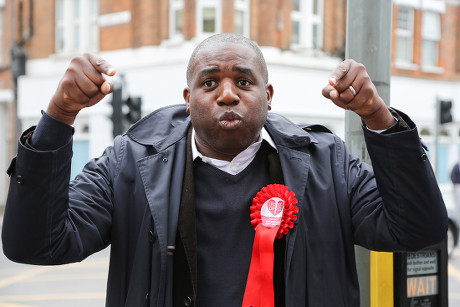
[242,184,299,307]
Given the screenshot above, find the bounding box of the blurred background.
[1,0,460,305]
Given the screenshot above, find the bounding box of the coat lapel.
[277,145,310,282]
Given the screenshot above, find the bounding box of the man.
[2,33,447,306]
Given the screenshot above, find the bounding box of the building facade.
[0,0,459,207]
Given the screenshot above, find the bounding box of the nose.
[217,80,239,106]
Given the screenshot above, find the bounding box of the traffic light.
[439,100,453,124]
[109,75,143,138]
[125,96,142,124]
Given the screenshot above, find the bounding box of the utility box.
[393,239,448,306]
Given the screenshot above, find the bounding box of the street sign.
[394,239,448,306]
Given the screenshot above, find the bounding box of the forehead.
[191,42,262,77]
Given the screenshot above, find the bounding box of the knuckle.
[59,75,75,89]
[338,65,347,72]
[356,63,366,74]
[70,55,86,66]
[95,57,106,66]
[87,85,100,97]
[82,52,93,60]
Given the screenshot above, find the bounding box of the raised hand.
[47,53,116,125]
[322,59,394,130]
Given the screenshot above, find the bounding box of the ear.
[183,88,191,114]
[266,84,274,111]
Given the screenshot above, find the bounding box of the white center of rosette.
[260,197,284,228]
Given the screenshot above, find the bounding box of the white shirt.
[191,128,277,175]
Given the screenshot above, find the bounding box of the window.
[395,7,414,64]
[436,144,449,184]
[55,0,99,53]
[169,0,184,38]
[71,140,89,180]
[422,11,441,67]
[196,0,222,36]
[234,0,250,37]
[291,0,323,50]
[291,0,301,45]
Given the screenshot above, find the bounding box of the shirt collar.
[191,127,277,175]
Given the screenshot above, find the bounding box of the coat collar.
[126,104,191,150]
[265,112,318,148]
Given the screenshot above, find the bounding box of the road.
[449,248,460,306]
[0,244,460,306]
[0,246,109,307]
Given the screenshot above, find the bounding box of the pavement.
[0,208,110,307]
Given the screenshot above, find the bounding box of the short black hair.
[186,33,269,86]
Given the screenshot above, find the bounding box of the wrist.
[361,106,395,131]
[46,101,79,125]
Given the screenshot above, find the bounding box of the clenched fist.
[322,59,394,130]
[47,53,116,125]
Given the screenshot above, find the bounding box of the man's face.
[184,42,273,161]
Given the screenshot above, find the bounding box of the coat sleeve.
[349,110,448,251]
[2,127,118,264]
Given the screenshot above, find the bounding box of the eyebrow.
[199,67,220,79]
[233,66,255,79]
[198,66,256,80]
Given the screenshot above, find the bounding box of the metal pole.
[345,1,393,306]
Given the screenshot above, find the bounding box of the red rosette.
[249,184,299,239]
[242,184,299,307]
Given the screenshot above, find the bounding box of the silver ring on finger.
[348,85,356,96]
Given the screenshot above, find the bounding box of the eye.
[237,79,251,87]
[203,80,216,88]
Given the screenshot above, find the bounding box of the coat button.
[162,157,168,163]
[420,153,427,161]
[148,230,155,243]
[16,175,24,183]
[184,296,192,306]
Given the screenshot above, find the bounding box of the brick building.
[0,0,459,206]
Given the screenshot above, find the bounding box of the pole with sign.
[346,1,448,306]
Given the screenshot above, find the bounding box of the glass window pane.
[437,144,449,184]
[423,11,440,39]
[313,0,319,15]
[203,7,216,33]
[71,140,89,180]
[292,20,300,44]
[312,24,318,48]
[235,10,244,35]
[90,0,98,15]
[293,0,300,12]
[422,40,438,66]
[398,8,410,30]
[74,25,80,49]
[56,0,64,21]
[397,37,411,62]
[57,28,64,51]
[175,9,183,34]
[74,0,80,18]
